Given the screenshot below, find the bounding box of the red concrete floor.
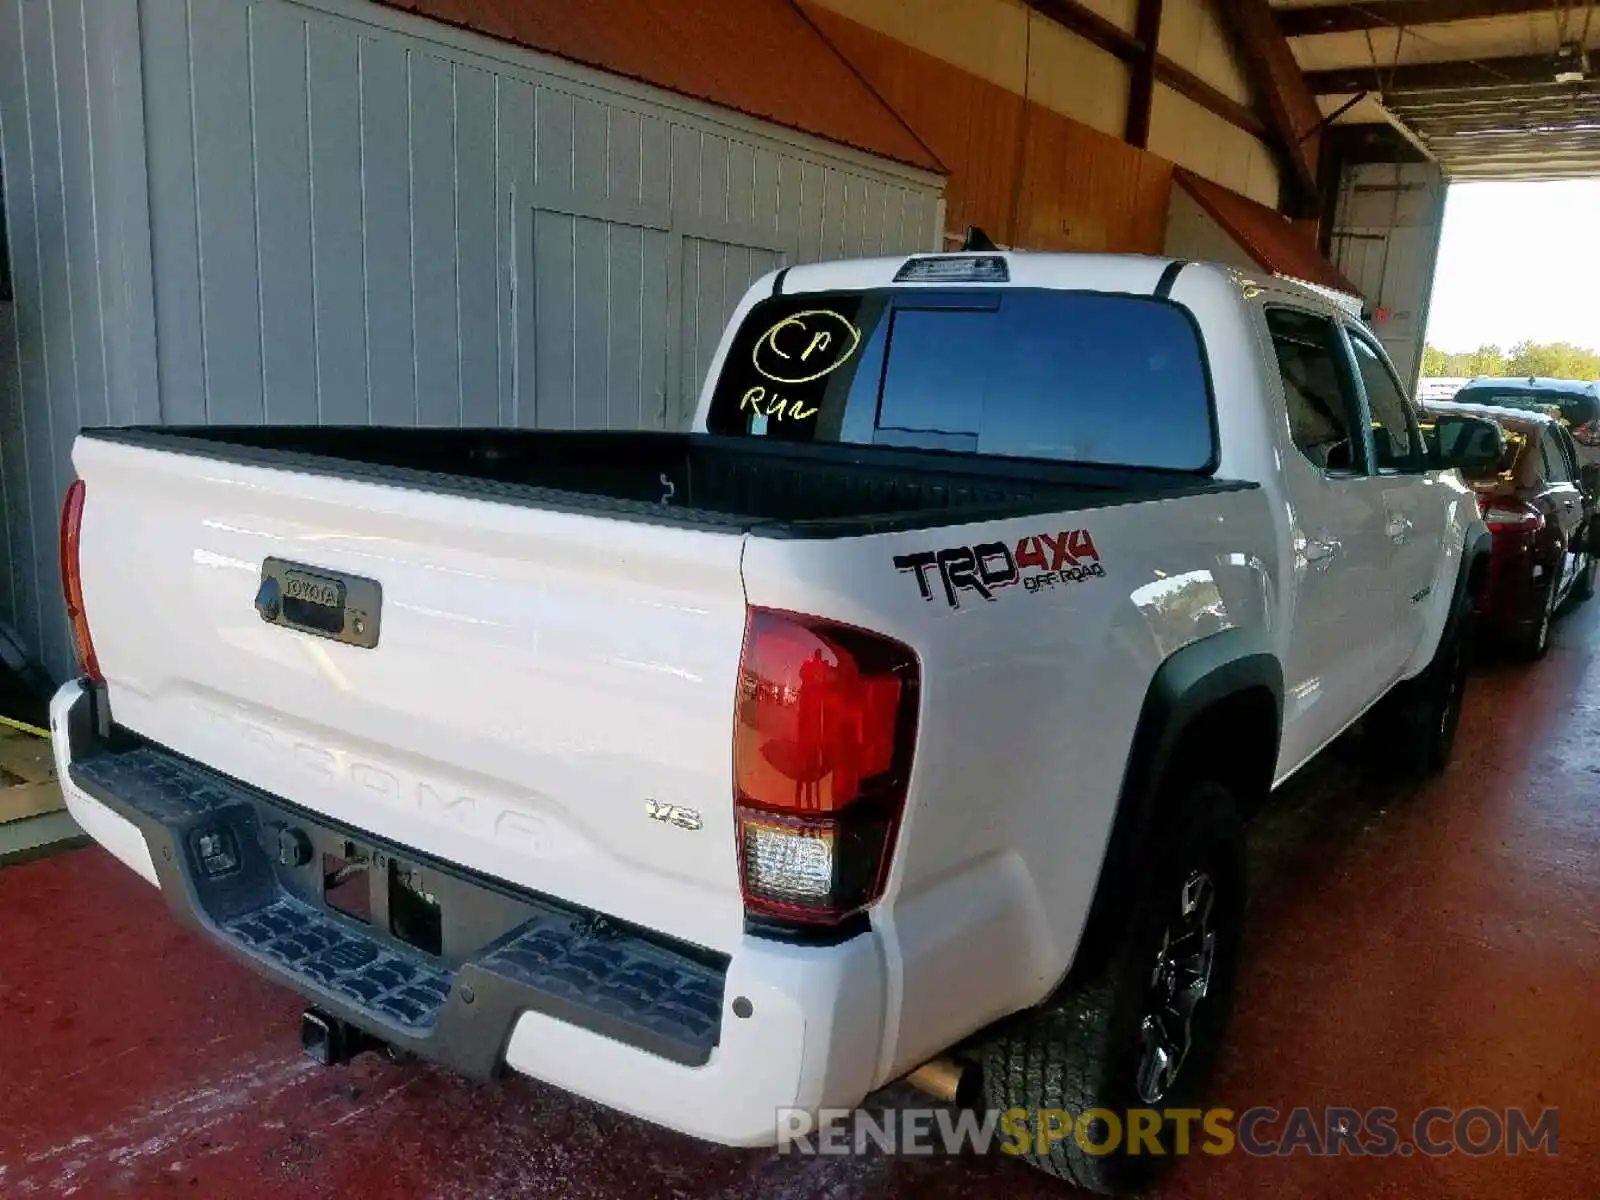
[4,609,1600,1198]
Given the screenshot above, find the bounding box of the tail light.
[733,608,919,928]
[1481,498,1544,533]
[60,479,102,681]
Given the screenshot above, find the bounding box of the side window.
[1555,392,1600,434]
[1348,333,1424,472]
[1557,428,1581,480]
[1541,429,1573,484]
[1264,307,1364,475]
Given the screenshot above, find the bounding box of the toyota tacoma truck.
[52,253,1497,1193]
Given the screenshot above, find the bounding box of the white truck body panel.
[741,487,1277,1080]
[73,436,751,953]
[53,250,1485,1148]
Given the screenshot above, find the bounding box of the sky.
[1424,180,1600,354]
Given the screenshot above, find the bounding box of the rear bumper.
[49,681,886,1146]
[1476,539,1547,636]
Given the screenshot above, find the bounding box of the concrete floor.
[3,607,1599,1198]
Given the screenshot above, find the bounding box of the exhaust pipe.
[300,1008,381,1067]
[905,1057,979,1106]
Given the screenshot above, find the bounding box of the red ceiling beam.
[1018,0,1270,141]
[1157,56,1270,139]
[1278,0,1556,38]
[1124,0,1165,146]
[1024,0,1142,62]
[1213,0,1324,204]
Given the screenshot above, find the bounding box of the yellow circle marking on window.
[752,310,863,386]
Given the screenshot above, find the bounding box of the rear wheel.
[1573,553,1596,603]
[978,781,1246,1195]
[1371,591,1472,778]
[1516,575,1559,661]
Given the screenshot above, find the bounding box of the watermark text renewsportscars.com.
[777,1105,1558,1158]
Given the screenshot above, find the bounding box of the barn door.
[513,186,788,433]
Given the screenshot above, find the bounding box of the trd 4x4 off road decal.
[894,529,1105,608]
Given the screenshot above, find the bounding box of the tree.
[1427,340,1600,377]
[1421,341,1599,380]
[1461,344,1508,378]
[1505,340,1600,380]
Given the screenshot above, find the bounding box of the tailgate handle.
[256,558,382,649]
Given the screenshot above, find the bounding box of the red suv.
[1423,400,1600,658]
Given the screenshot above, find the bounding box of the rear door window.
[706,288,1216,472]
[1263,307,1365,475]
[1347,332,1425,473]
[1541,428,1574,483]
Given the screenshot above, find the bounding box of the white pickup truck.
[52,253,1498,1193]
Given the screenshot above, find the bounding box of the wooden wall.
[801,3,1174,254]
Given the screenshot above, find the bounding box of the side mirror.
[1582,462,1600,499]
[1431,413,1505,475]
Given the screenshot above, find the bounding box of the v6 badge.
[646,799,703,831]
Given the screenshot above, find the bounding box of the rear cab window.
[705,289,1217,472]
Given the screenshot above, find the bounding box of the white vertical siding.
[137,0,937,432]
[1330,161,1446,391]
[0,294,25,664]
[251,1,319,424]
[0,0,941,680]
[0,0,157,680]
[306,19,366,423]
[191,0,265,424]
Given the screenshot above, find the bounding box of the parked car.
[1415,376,1471,403]
[1422,399,1600,657]
[51,255,1498,1194]
[1454,378,1600,462]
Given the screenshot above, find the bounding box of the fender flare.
[1461,521,1493,608]
[1413,519,1491,675]
[1072,628,1283,968]
[1425,519,1491,663]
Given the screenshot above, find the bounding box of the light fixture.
[893,255,1009,284]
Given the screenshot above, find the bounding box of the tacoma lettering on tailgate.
[894,529,1105,609]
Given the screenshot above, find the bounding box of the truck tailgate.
[72,435,750,953]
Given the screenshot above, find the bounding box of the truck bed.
[83,426,1249,537]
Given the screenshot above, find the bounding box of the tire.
[1515,575,1559,661]
[1371,593,1472,778]
[1573,553,1596,603]
[978,780,1246,1195]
